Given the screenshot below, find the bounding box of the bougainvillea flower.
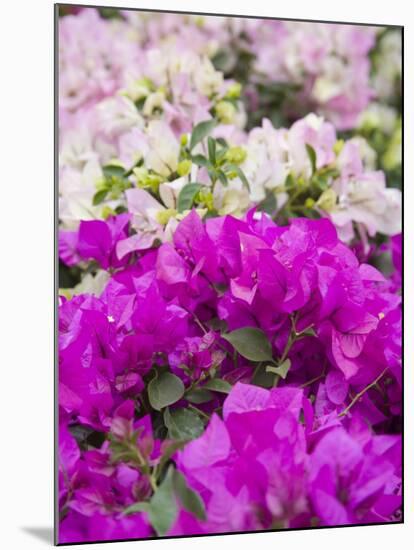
[57,11,402,542]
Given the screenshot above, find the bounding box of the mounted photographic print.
[56,3,403,545]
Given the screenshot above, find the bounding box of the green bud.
[156,85,167,96]
[95,178,108,191]
[147,174,163,193]
[304,198,315,209]
[180,134,188,147]
[156,208,177,225]
[133,167,163,193]
[316,189,337,212]
[59,288,73,300]
[333,139,345,156]
[196,189,214,210]
[177,159,192,177]
[138,77,154,91]
[109,188,122,200]
[132,77,154,100]
[215,100,236,124]
[133,166,148,184]
[225,146,247,165]
[226,82,242,99]
[101,205,115,219]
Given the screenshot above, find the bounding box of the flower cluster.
[58,7,402,545]
[173,382,401,534]
[58,208,402,542]
[60,108,401,251]
[59,9,140,122]
[244,21,376,130]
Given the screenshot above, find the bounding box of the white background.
[0,0,411,548]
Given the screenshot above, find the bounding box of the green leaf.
[115,205,128,215]
[203,379,232,394]
[222,327,273,362]
[305,144,317,175]
[68,424,94,444]
[148,372,185,411]
[258,192,277,215]
[216,137,228,148]
[164,407,204,441]
[266,358,291,380]
[207,137,216,165]
[212,50,230,72]
[92,189,109,205]
[99,7,124,19]
[190,119,216,151]
[226,163,250,191]
[206,318,228,332]
[311,175,329,192]
[177,183,204,213]
[185,388,214,404]
[173,470,206,521]
[285,173,296,190]
[158,440,185,472]
[217,170,228,186]
[148,466,177,536]
[191,155,210,168]
[123,501,151,516]
[298,327,316,338]
[102,164,126,178]
[208,168,218,182]
[216,146,229,163]
[251,365,274,388]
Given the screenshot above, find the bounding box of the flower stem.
[149,474,158,493]
[279,315,299,364]
[189,310,208,334]
[338,368,388,418]
[300,362,327,389]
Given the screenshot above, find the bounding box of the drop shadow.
[21,526,54,545]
